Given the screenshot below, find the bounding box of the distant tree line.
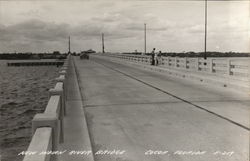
[0,52,67,60]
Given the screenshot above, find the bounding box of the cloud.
[1,19,70,42]
[20,10,41,17]
[0,17,140,52]
[188,25,204,34]
[92,13,123,23]
[0,1,248,53]
[0,19,72,52]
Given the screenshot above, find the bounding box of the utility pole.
[68,36,71,54]
[204,0,207,60]
[102,33,105,53]
[144,23,147,54]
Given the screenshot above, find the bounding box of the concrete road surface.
[73,56,249,161]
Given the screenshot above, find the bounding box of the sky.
[0,0,249,53]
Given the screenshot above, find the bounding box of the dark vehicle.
[80,53,89,59]
[80,49,96,60]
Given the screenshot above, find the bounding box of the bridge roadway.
[68,55,249,161]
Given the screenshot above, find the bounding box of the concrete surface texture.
[57,58,94,161]
[67,56,249,161]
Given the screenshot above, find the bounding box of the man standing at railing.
[157,51,162,65]
[151,48,156,65]
[154,50,160,66]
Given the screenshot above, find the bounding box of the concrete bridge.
[23,54,249,161]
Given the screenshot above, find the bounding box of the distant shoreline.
[0,53,67,60]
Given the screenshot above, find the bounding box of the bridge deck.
[61,56,249,161]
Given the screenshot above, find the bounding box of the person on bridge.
[154,50,160,66]
[157,51,162,65]
[151,48,156,65]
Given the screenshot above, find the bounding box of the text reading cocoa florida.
[145,150,234,156]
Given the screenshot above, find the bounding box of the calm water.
[0,60,60,161]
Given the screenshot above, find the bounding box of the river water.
[0,60,60,161]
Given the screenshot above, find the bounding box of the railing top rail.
[108,53,150,58]
[58,75,65,79]
[54,82,63,90]
[44,95,61,115]
[123,54,150,58]
[23,127,52,161]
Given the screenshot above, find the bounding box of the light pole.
[204,0,207,60]
[68,36,71,54]
[144,23,147,54]
[102,33,105,53]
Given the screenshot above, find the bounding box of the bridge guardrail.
[22,127,52,161]
[22,55,71,161]
[96,53,250,81]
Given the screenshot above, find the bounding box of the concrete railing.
[23,55,71,161]
[96,53,250,81]
[161,57,250,78]
[22,128,53,161]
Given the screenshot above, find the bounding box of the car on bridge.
[80,53,89,59]
[80,49,96,60]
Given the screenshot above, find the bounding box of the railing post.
[49,88,64,143]
[32,114,59,161]
[59,70,67,79]
[61,66,68,73]
[55,75,66,100]
[210,59,214,73]
[175,57,178,68]
[55,75,65,85]
[168,57,170,67]
[196,58,199,71]
[59,69,67,96]
[63,59,68,66]
[184,57,187,69]
[49,87,65,116]
[63,61,69,68]
[227,59,231,75]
